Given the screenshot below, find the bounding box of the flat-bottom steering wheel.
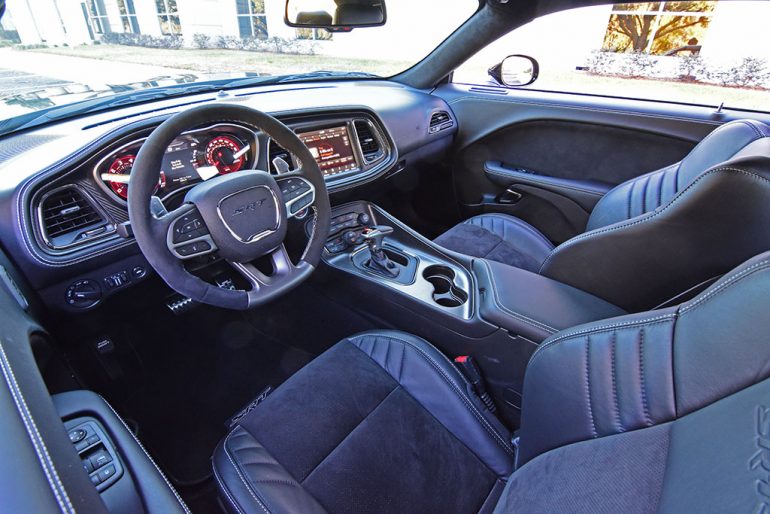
[128,104,331,309]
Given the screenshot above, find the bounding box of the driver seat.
[213,251,770,513]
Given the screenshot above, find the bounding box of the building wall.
[6,0,770,68]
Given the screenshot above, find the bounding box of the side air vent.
[39,186,112,249]
[268,140,294,174]
[429,111,454,134]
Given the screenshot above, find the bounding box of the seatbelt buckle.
[454,355,497,413]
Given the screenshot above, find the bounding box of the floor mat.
[120,309,314,484]
[57,277,381,486]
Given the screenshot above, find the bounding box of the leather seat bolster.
[586,119,770,230]
[519,252,770,467]
[541,158,770,310]
[517,308,678,466]
[347,330,515,476]
[213,426,327,514]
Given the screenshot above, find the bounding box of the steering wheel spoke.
[159,203,218,260]
[228,244,311,302]
[276,173,315,219]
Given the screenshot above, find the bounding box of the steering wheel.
[128,104,331,309]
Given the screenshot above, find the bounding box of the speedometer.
[205,135,247,174]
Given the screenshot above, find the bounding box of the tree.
[602,1,715,55]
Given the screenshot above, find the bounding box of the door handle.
[497,187,522,204]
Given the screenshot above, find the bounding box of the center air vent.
[429,111,454,134]
[39,186,111,249]
[354,121,379,154]
[353,121,382,164]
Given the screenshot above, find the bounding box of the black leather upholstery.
[213,330,513,514]
[473,258,626,342]
[437,119,770,310]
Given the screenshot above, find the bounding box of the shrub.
[100,32,183,49]
[677,54,706,81]
[727,57,770,88]
[192,33,210,49]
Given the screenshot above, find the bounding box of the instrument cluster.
[94,124,256,202]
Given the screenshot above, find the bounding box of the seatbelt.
[454,355,497,414]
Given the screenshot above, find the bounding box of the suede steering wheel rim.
[128,104,331,310]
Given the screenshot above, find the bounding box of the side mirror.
[285,0,386,31]
[488,55,539,87]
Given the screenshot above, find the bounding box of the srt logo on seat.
[750,405,770,512]
[231,198,266,218]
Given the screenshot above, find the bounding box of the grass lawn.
[28,44,412,78]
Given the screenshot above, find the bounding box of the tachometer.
[205,135,247,174]
[103,155,135,200]
[100,154,166,200]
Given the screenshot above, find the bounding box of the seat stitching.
[680,259,770,314]
[657,166,667,206]
[349,336,514,456]
[640,174,649,213]
[224,431,273,514]
[584,335,597,438]
[529,314,676,368]
[539,166,770,272]
[0,340,74,514]
[213,467,247,514]
[610,331,624,433]
[482,260,557,334]
[639,328,652,426]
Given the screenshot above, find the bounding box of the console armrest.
[474,259,626,342]
[53,391,189,514]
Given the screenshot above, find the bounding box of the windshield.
[0,0,477,132]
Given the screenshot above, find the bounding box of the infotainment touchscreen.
[298,125,360,177]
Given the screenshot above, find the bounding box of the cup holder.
[423,265,468,308]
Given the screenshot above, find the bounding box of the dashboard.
[0,80,458,311]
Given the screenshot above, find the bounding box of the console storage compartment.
[474,259,626,343]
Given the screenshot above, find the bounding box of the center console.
[315,201,475,322]
[313,201,628,426]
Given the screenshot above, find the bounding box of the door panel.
[435,83,770,243]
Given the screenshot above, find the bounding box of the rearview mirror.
[285,0,387,31]
[488,55,539,87]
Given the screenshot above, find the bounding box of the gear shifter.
[361,225,399,277]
